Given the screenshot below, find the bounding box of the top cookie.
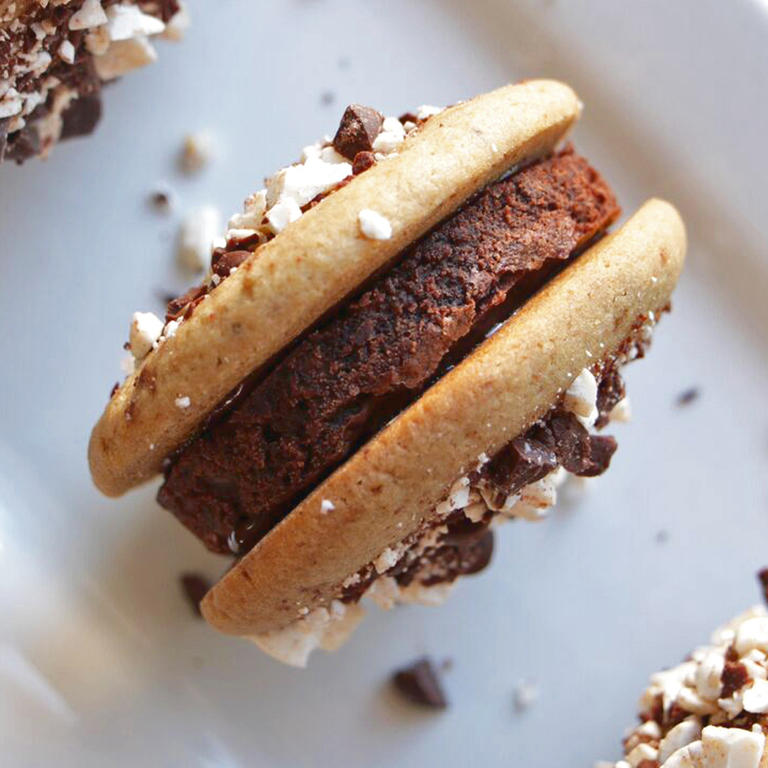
[89,79,582,496]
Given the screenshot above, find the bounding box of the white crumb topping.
[180,131,215,174]
[129,311,164,360]
[358,209,392,240]
[93,35,157,79]
[372,116,406,153]
[177,206,222,272]
[320,499,335,514]
[602,606,768,767]
[57,40,75,64]
[174,396,191,409]
[105,4,165,41]
[266,197,302,234]
[564,368,599,427]
[609,396,632,423]
[69,0,108,31]
[415,105,444,120]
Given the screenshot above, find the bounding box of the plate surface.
[1,1,767,766]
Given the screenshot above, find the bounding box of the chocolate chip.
[392,658,448,709]
[758,568,768,607]
[180,572,211,617]
[60,94,102,140]
[676,387,700,407]
[580,434,618,477]
[332,104,384,160]
[212,250,250,278]
[352,150,376,175]
[721,659,750,699]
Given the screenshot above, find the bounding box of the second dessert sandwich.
[89,81,686,665]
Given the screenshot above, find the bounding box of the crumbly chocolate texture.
[392,658,448,709]
[0,0,179,163]
[157,148,620,555]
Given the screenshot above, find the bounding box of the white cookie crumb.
[180,132,215,174]
[57,40,76,64]
[69,0,107,31]
[358,209,392,240]
[162,2,190,41]
[177,206,221,272]
[266,197,302,234]
[175,396,191,409]
[129,311,164,360]
[563,368,599,427]
[415,104,444,120]
[320,499,335,514]
[106,4,164,41]
[372,117,405,153]
[94,37,158,79]
[513,680,539,712]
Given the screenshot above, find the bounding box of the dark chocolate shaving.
[60,93,102,140]
[392,658,448,709]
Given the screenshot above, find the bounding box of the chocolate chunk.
[392,658,448,709]
[759,568,768,606]
[676,387,700,407]
[166,284,208,321]
[581,434,618,477]
[721,659,750,699]
[332,104,384,160]
[5,125,40,164]
[60,94,102,140]
[352,150,376,175]
[484,428,558,497]
[180,572,212,617]
[548,411,593,474]
[212,250,250,278]
[595,366,626,428]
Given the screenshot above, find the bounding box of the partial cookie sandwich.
[0,0,187,163]
[89,81,686,666]
[599,597,768,767]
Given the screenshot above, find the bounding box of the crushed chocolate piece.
[332,104,384,160]
[721,659,751,699]
[548,412,617,476]
[110,382,120,398]
[166,284,207,322]
[180,572,212,617]
[759,569,768,606]
[60,93,102,140]
[352,150,376,175]
[158,150,620,555]
[676,387,700,407]
[392,658,448,709]
[5,124,41,164]
[212,250,250,278]
[595,367,626,428]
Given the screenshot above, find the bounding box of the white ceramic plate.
[1,1,767,765]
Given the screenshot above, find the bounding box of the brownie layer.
[158,148,620,555]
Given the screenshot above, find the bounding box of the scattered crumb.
[676,387,700,407]
[148,183,176,214]
[320,499,335,513]
[180,572,212,617]
[320,90,336,106]
[513,680,539,712]
[179,131,215,174]
[175,396,191,409]
[758,569,768,606]
[358,208,392,240]
[655,529,669,544]
[392,657,448,709]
